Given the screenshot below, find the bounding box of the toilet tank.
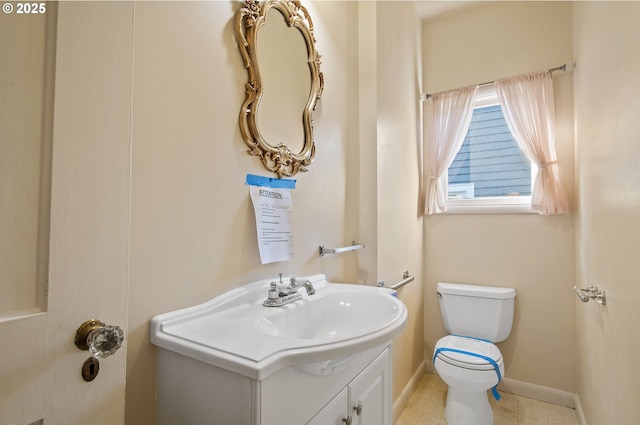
[437,282,516,342]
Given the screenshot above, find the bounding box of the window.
[445,86,537,213]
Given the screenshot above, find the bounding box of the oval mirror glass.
[256,7,310,155]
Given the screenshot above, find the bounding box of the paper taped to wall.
[246,174,296,264]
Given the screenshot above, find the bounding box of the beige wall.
[573,2,640,423]
[127,2,356,423]
[126,2,424,423]
[422,2,577,393]
[376,1,426,414]
[123,2,640,423]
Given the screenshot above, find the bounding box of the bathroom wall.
[126,2,424,423]
[572,3,640,423]
[126,2,356,422]
[421,2,577,395]
[375,1,426,415]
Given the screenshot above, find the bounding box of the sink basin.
[150,274,407,380]
[257,290,401,341]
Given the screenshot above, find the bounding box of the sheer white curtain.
[424,85,478,215]
[495,71,568,215]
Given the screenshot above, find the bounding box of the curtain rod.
[421,64,568,101]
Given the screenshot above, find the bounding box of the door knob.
[75,319,124,381]
[75,319,124,358]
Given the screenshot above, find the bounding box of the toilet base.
[444,387,493,425]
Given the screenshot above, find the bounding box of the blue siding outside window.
[448,104,531,198]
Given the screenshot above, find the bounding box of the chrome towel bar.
[378,271,415,290]
[318,241,365,257]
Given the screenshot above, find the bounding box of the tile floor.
[395,374,579,425]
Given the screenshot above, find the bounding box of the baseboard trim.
[499,377,575,408]
[574,393,588,425]
[394,363,584,421]
[392,360,426,423]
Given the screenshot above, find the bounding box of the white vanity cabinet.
[308,347,391,425]
[156,344,392,425]
[151,276,407,425]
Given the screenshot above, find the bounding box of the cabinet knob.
[353,402,363,416]
[342,415,352,425]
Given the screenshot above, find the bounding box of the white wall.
[573,2,640,423]
[422,2,577,394]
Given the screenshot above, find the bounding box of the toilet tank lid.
[437,282,516,299]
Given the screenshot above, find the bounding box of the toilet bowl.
[433,282,516,425]
[433,335,504,425]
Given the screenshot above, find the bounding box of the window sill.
[440,198,536,215]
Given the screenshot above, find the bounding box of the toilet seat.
[434,335,503,370]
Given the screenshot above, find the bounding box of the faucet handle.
[267,282,279,299]
[273,279,292,295]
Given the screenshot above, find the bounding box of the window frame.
[443,85,537,215]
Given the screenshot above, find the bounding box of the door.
[306,387,350,425]
[0,2,133,424]
[349,349,391,425]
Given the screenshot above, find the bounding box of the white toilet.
[433,282,516,425]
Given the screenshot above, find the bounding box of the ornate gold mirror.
[236,0,323,178]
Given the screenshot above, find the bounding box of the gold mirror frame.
[236,0,323,178]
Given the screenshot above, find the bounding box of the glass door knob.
[75,319,124,358]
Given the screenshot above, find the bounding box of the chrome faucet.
[288,276,316,296]
[263,275,315,307]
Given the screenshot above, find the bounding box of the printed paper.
[246,174,296,264]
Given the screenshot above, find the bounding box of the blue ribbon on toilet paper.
[432,347,503,401]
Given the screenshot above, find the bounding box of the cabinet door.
[307,387,350,425]
[349,349,391,425]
